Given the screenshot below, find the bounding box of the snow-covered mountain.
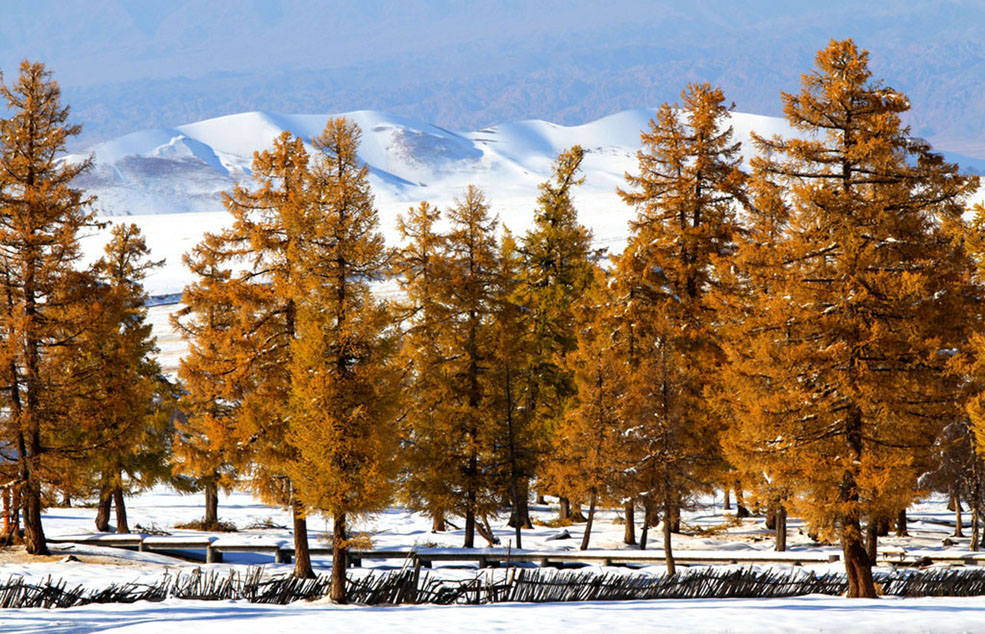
[67,108,807,216]
[70,108,985,298]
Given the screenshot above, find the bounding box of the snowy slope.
[67,108,802,216]
[71,107,985,299]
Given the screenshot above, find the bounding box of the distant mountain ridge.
[66,108,985,217]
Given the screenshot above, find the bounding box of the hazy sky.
[3,1,983,154]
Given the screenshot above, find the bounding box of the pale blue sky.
[1,1,981,154]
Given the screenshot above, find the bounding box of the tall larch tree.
[555,269,630,550]
[613,82,745,570]
[0,62,99,555]
[489,230,539,548]
[394,201,457,531]
[285,118,400,603]
[83,223,170,534]
[171,232,242,529]
[519,145,597,525]
[441,185,501,548]
[197,131,317,578]
[727,39,977,598]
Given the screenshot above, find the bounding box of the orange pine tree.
[0,62,100,554]
[725,39,977,597]
[613,82,745,571]
[285,118,399,603]
[171,232,242,529]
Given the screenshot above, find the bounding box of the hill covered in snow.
[67,108,801,215]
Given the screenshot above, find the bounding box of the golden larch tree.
[285,118,400,603]
[726,39,977,598]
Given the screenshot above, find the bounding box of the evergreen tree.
[394,201,457,531]
[555,269,629,550]
[441,185,501,548]
[0,62,99,554]
[194,131,318,577]
[726,39,977,597]
[285,118,399,603]
[613,82,745,572]
[518,146,597,522]
[83,224,170,533]
[171,233,241,529]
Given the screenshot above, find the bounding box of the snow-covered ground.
[4,594,985,633]
[2,487,984,632]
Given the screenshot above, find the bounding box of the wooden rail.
[46,534,849,567]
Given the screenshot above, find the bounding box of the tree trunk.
[896,509,908,537]
[640,499,651,550]
[973,505,980,553]
[843,525,876,598]
[292,501,314,578]
[775,502,787,552]
[464,506,476,548]
[876,517,890,537]
[955,491,964,538]
[624,500,637,546]
[735,489,750,519]
[765,503,777,531]
[431,512,446,532]
[204,480,218,527]
[559,496,570,523]
[663,495,675,576]
[62,492,71,507]
[865,520,877,564]
[842,406,876,599]
[113,486,129,534]
[580,490,597,551]
[537,494,546,505]
[95,488,112,532]
[22,479,47,555]
[330,512,348,603]
[670,502,681,533]
[723,488,731,511]
[567,499,587,523]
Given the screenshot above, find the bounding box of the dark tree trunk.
[567,499,587,523]
[735,489,750,519]
[843,524,876,598]
[580,490,597,551]
[865,520,877,564]
[973,504,981,552]
[508,479,532,531]
[95,488,112,532]
[663,495,675,575]
[640,499,652,550]
[765,503,777,531]
[330,512,348,603]
[842,406,876,599]
[113,486,129,534]
[431,512,447,532]
[21,429,49,555]
[723,487,731,511]
[896,508,908,538]
[22,480,47,555]
[955,491,964,538]
[204,480,219,527]
[876,517,890,537]
[775,502,787,552]
[292,501,315,578]
[624,500,637,545]
[670,503,681,533]
[62,492,71,507]
[464,506,476,548]
[559,496,570,523]
[537,494,546,505]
